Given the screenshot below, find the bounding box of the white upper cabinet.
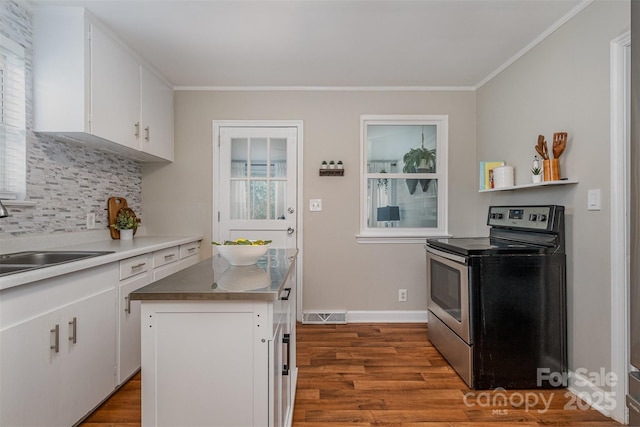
[140,66,175,161]
[90,23,141,152]
[33,7,174,162]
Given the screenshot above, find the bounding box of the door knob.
[287,227,295,234]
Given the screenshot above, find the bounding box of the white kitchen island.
[130,249,297,427]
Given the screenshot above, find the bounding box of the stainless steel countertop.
[130,248,297,301]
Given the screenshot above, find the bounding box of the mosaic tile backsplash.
[1,0,143,236]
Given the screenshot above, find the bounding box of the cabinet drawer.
[153,246,179,268]
[119,254,150,280]
[180,241,200,259]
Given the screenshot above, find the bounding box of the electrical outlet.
[398,289,407,302]
[86,213,95,229]
[310,199,322,212]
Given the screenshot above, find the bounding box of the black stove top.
[427,237,553,256]
[427,205,565,257]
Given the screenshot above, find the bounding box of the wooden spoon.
[552,132,567,159]
[536,135,549,159]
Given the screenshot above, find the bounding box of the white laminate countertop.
[0,234,203,291]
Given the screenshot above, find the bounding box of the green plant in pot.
[403,145,436,194]
[111,209,139,239]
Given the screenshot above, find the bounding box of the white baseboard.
[347,310,428,323]
[567,369,616,418]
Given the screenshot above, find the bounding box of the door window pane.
[230,138,248,178]
[250,138,268,177]
[270,138,287,178]
[250,180,268,219]
[271,181,286,219]
[230,181,248,220]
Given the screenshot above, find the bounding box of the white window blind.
[0,34,26,201]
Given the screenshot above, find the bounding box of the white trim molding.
[567,369,617,418]
[347,310,428,323]
[609,31,631,425]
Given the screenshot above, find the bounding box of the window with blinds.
[0,34,26,201]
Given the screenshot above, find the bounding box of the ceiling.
[30,0,585,88]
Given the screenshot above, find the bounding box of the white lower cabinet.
[118,254,151,384]
[0,264,118,427]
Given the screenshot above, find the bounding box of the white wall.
[476,0,629,389]
[143,90,476,313]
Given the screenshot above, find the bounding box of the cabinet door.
[140,66,174,161]
[58,288,117,426]
[119,273,150,383]
[90,23,141,150]
[0,312,62,426]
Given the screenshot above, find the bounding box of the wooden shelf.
[479,179,579,192]
[319,169,344,176]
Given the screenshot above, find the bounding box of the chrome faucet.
[0,200,9,218]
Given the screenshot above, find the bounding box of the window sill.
[356,233,452,244]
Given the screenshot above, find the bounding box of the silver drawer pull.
[125,295,131,314]
[164,254,175,260]
[50,324,59,353]
[131,263,146,270]
[188,247,197,252]
[68,317,77,344]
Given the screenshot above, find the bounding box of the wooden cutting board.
[107,197,138,239]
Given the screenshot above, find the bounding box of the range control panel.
[487,206,557,231]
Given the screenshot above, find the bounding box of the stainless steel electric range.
[425,205,567,390]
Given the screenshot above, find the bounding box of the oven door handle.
[425,246,468,265]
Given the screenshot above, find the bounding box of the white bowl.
[215,244,270,266]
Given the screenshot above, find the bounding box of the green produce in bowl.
[212,238,272,246]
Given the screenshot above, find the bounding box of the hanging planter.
[402,128,436,194]
[405,178,419,195]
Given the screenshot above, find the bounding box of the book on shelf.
[479,161,505,190]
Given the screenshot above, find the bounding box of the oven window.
[430,260,462,322]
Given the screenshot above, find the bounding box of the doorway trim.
[610,31,630,424]
[213,120,304,322]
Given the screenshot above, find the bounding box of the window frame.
[0,33,26,202]
[357,115,449,243]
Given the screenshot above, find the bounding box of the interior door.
[217,126,298,249]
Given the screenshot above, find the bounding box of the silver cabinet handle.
[282,333,290,376]
[131,262,146,270]
[134,122,140,138]
[125,295,131,314]
[287,227,294,235]
[188,247,197,252]
[164,254,175,260]
[50,324,59,353]
[68,317,77,344]
[145,126,150,142]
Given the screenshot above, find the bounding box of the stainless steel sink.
[0,251,114,277]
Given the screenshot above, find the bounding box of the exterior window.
[0,34,26,201]
[358,115,448,242]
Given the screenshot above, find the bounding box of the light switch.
[587,189,601,211]
[309,199,322,212]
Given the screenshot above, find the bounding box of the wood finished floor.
[81,323,621,427]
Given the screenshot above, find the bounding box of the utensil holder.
[543,159,560,181]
